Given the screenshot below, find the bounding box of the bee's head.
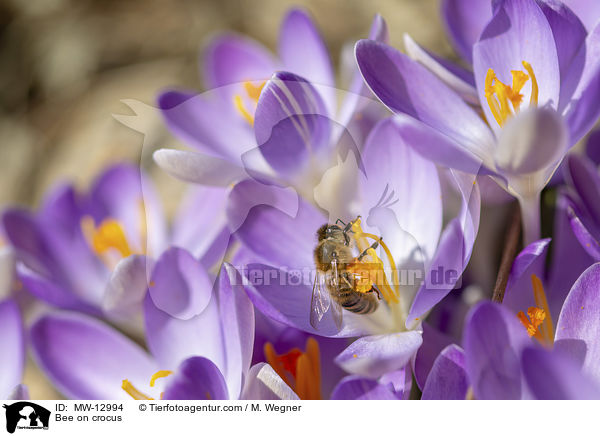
[317,224,343,242]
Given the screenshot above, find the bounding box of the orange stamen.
[264,338,322,400]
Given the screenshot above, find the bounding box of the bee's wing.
[310,261,343,331]
[310,270,331,330]
[330,259,343,331]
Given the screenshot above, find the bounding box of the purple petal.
[546,193,594,318]
[463,301,530,400]
[421,344,468,400]
[240,363,299,400]
[278,9,335,117]
[2,209,57,278]
[564,0,600,31]
[153,149,248,187]
[254,72,331,179]
[334,331,423,378]
[537,0,587,82]
[473,0,560,133]
[203,34,278,91]
[522,346,600,399]
[227,179,318,270]
[157,90,258,162]
[407,171,481,325]
[171,186,229,260]
[148,248,212,321]
[360,118,442,263]
[555,263,600,383]
[31,312,157,399]
[561,23,600,144]
[144,281,226,374]
[17,266,100,315]
[244,263,370,338]
[103,254,151,318]
[162,356,229,400]
[392,114,492,175]
[505,238,551,293]
[217,263,255,399]
[568,210,600,261]
[355,40,495,157]
[330,376,398,400]
[441,0,493,63]
[0,299,24,399]
[565,154,600,225]
[413,323,454,390]
[403,34,478,104]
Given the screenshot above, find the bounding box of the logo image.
[3,402,50,434]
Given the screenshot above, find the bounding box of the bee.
[311,217,382,330]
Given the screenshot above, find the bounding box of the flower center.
[233,80,265,126]
[485,61,538,127]
[122,370,173,400]
[264,337,322,400]
[516,274,554,346]
[349,218,399,304]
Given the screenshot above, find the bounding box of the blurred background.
[0,0,455,399]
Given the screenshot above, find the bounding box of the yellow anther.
[233,95,255,126]
[521,61,538,105]
[81,216,133,258]
[243,81,265,101]
[122,380,154,400]
[149,370,173,387]
[233,80,265,126]
[265,338,322,400]
[350,218,399,304]
[122,370,173,400]
[484,61,538,126]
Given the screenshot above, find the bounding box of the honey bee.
[311,217,381,330]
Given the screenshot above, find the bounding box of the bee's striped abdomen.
[332,285,378,314]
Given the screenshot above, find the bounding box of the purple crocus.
[29,261,287,400]
[232,114,480,381]
[422,263,600,399]
[356,0,600,244]
[2,164,228,329]
[150,9,388,191]
[441,0,600,64]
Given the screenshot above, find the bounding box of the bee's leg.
[369,286,383,300]
[342,216,361,245]
[335,219,347,226]
[357,240,380,261]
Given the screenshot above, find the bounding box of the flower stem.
[492,205,521,303]
[518,193,541,246]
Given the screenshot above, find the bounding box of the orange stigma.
[264,337,322,400]
[233,80,265,126]
[516,274,554,346]
[485,61,538,126]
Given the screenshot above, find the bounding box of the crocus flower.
[29,261,284,400]
[0,299,26,400]
[2,164,228,328]
[422,262,600,399]
[441,0,600,64]
[233,115,480,381]
[149,9,388,191]
[356,0,600,244]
